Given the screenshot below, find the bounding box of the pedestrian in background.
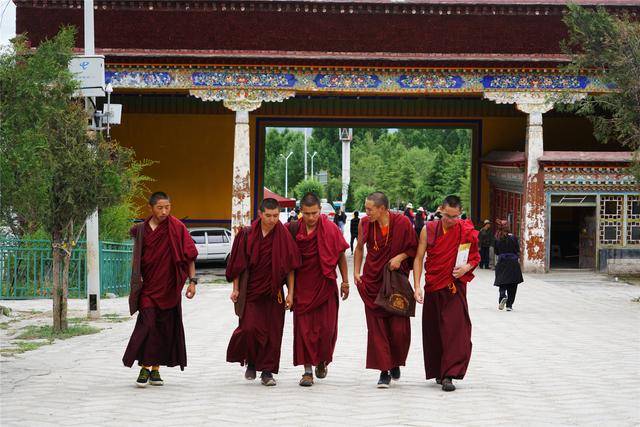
[350,211,360,253]
[404,203,415,226]
[478,220,494,269]
[415,206,425,237]
[493,219,523,311]
[334,207,347,233]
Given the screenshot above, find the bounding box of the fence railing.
[0,239,133,299]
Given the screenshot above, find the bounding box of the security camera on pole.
[67,0,122,319]
[339,128,352,207]
[83,0,101,320]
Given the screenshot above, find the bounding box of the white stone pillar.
[484,91,586,273]
[516,101,553,273]
[230,109,253,235]
[341,139,351,205]
[189,89,295,240]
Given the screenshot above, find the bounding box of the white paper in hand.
[455,243,471,268]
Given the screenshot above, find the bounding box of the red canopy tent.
[264,187,296,209]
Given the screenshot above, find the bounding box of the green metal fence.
[0,239,133,299]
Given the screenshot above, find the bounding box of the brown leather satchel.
[375,262,416,317]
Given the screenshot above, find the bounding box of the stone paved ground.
[1,266,639,426]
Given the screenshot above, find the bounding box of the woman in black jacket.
[493,220,524,311]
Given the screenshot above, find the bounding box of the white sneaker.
[506,307,513,312]
[498,298,507,310]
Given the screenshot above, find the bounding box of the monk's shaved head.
[366,192,389,209]
[260,198,280,212]
[149,191,170,206]
[301,192,321,208]
[442,195,462,210]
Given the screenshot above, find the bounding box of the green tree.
[99,160,153,241]
[562,4,640,176]
[344,183,356,211]
[353,185,375,212]
[325,178,343,204]
[293,179,324,200]
[0,28,146,331]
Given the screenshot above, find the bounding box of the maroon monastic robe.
[123,216,198,370]
[289,216,349,367]
[357,212,418,371]
[226,219,301,373]
[422,219,480,381]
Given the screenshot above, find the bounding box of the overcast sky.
[1,1,16,46]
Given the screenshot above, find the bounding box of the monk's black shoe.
[436,378,442,385]
[136,368,150,388]
[260,371,276,386]
[245,364,257,380]
[315,362,328,379]
[441,378,456,392]
[149,369,164,386]
[390,367,401,381]
[377,371,391,389]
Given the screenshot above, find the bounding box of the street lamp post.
[280,151,294,198]
[303,129,309,179]
[309,151,318,179]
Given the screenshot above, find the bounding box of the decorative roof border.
[543,165,638,189]
[105,65,611,93]
[14,0,640,16]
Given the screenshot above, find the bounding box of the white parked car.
[188,227,232,264]
[321,202,336,220]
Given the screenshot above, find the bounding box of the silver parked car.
[188,227,232,264]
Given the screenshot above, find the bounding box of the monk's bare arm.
[353,222,365,285]
[338,252,349,300]
[230,277,239,302]
[285,270,295,309]
[188,261,196,280]
[186,261,197,298]
[413,227,427,304]
[389,252,410,270]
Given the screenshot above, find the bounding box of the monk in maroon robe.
[354,192,418,388]
[226,198,301,386]
[288,193,349,387]
[123,192,198,388]
[413,195,480,392]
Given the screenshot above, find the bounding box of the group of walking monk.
[123,190,480,392]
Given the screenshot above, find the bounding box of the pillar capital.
[483,91,587,115]
[189,89,296,112]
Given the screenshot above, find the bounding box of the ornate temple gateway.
[15,0,639,272]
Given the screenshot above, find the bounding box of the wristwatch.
[189,277,198,285]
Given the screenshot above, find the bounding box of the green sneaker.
[149,369,164,386]
[136,368,150,388]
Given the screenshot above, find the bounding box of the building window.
[600,195,623,245]
[604,200,618,215]
[627,195,640,245]
[604,226,618,241]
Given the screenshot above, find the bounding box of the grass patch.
[16,324,100,341]
[0,340,49,356]
[102,313,129,323]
